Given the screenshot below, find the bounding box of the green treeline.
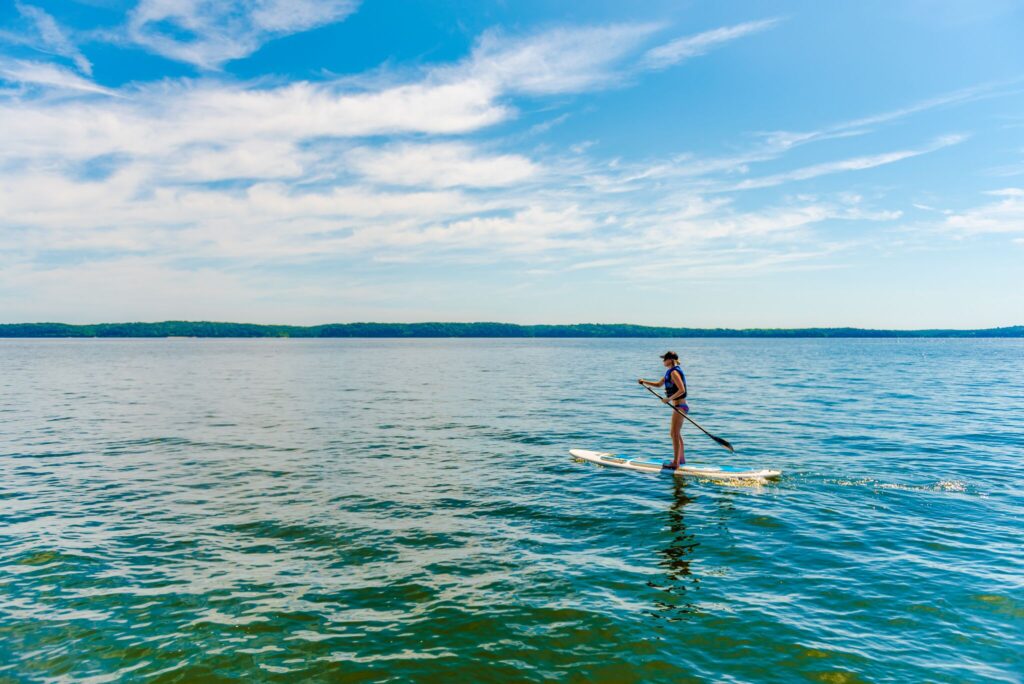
[1,321,1022,338]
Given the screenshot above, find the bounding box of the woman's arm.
[664,370,686,401]
[638,378,665,387]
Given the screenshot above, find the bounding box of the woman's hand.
[637,379,646,386]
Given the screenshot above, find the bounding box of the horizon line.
[1,321,1022,338]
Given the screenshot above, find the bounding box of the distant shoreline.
[1,322,1022,338]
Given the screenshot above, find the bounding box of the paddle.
[640,383,735,453]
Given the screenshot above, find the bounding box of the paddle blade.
[711,435,735,453]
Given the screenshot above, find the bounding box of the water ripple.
[1,338,1022,682]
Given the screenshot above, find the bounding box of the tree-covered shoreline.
[1,321,1021,338]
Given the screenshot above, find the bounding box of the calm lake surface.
[1,338,1022,682]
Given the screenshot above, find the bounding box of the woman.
[638,351,688,470]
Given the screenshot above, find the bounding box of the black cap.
[660,351,678,361]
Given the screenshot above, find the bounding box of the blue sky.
[1,0,1022,328]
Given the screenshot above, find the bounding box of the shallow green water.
[1,338,1022,682]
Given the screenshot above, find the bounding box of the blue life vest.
[664,365,687,400]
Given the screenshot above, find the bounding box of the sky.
[1,0,1023,328]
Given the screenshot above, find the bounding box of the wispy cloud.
[641,18,780,70]
[0,78,508,164]
[754,82,1010,153]
[0,58,114,95]
[461,23,661,94]
[944,188,1024,234]
[619,243,854,281]
[723,134,968,191]
[0,21,722,166]
[576,86,998,197]
[126,0,359,69]
[0,10,1003,320]
[0,3,92,74]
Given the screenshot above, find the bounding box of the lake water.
[1,338,1022,682]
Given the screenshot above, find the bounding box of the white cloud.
[608,200,884,253]
[528,113,570,135]
[163,141,308,181]
[641,18,779,70]
[723,134,968,191]
[754,83,1001,156]
[0,20,793,167]
[127,0,359,69]
[620,243,852,281]
[346,143,539,188]
[391,205,592,251]
[0,78,508,163]
[944,188,1024,234]
[0,17,983,318]
[0,59,113,95]
[462,23,660,94]
[1,168,478,223]
[2,149,898,269]
[573,87,998,196]
[2,3,92,74]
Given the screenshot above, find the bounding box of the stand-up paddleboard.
[570,449,781,481]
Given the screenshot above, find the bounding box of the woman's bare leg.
[677,420,685,466]
[670,411,685,468]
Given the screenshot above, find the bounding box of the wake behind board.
[570,449,781,481]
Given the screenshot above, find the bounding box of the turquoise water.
[1,338,1022,682]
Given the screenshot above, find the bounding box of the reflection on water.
[649,481,700,621]
[1,338,1022,682]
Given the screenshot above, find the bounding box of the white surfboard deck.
[570,449,781,481]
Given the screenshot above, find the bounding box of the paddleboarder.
[638,352,688,469]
